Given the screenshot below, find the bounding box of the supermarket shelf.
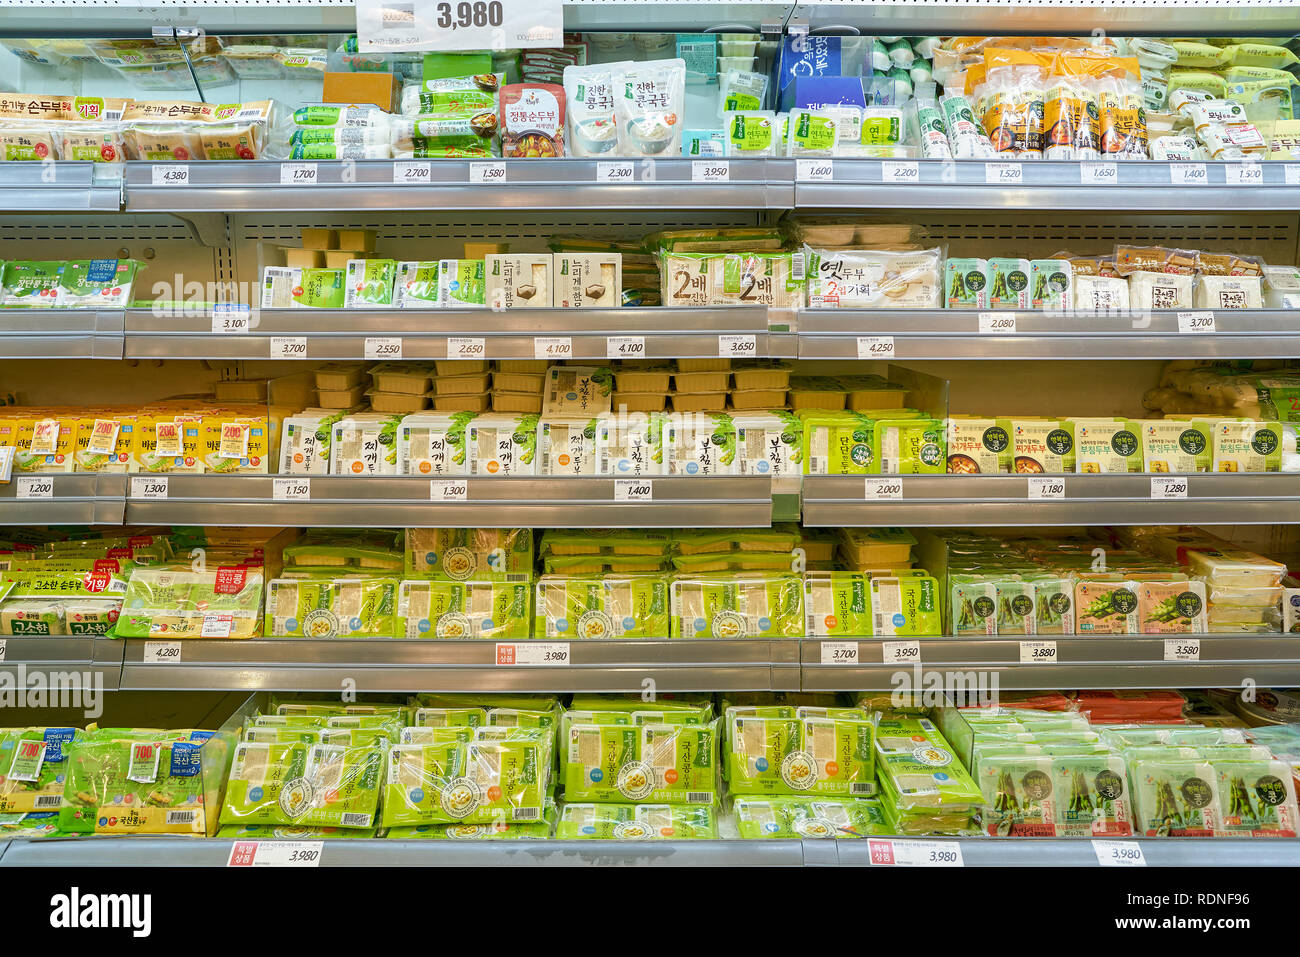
[0,637,125,691]
[801,473,1300,527]
[118,638,801,692]
[2,835,1295,866]
[123,475,774,528]
[794,160,1300,212]
[0,310,124,360]
[0,837,810,866]
[801,636,1300,692]
[797,310,1300,361]
[123,159,795,212]
[123,306,774,360]
[0,474,126,526]
[794,0,1300,36]
[0,163,122,213]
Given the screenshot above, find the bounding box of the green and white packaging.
[725,706,876,797]
[556,802,717,839]
[468,413,539,476]
[395,261,440,308]
[664,412,738,476]
[261,267,346,309]
[786,109,838,156]
[412,706,488,728]
[944,258,988,309]
[598,412,665,477]
[1211,418,1282,472]
[723,110,778,156]
[396,578,531,639]
[870,575,942,636]
[221,741,384,829]
[61,734,211,836]
[385,821,551,839]
[562,719,717,804]
[398,412,476,476]
[804,572,872,637]
[535,574,670,639]
[0,727,83,814]
[733,796,888,838]
[540,417,598,475]
[732,412,802,477]
[986,258,1031,309]
[403,527,533,580]
[343,258,397,308]
[0,261,63,307]
[951,577,999,636]
[1030,260,1073,310]
[263,578,398,638]
[1140,418,1212,473]
[437,259,486,308]
[670,573,804,638]
[978,752,1134,837]
[381,733,548,826]
[875,714,984,811]
[1069,417,1141,473]
[55,259,141,309]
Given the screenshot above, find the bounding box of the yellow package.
[202,413,270,474]
[74,412,136,472]
[135,412,206,473]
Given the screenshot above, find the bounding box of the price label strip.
[978,312,1017,335]
[868,839,964,867]
[718,334,756,358]
[273,478,311,501]
[16,477,53,499]
[985,162,1023,184]
[271,336,308,359]
[212,305,251,334]
[597,162,634,184]
[1225,163,1263,185]
[882,640,921,664]
[1151,476,1188,499]
[447,336,485,359]
[393,161,432,184]
[820,641,859,665]
[857,336,895,360]
[280,162,318,186]
[1176,311,1215,334]
[430,480,468,502]
[469,162,506,184]
[143,641,183,664]
[1170,163,1208,186]
[1093,840,1146,867]
[1164,637,1200,662]
[614,479,652,502]
[1080,162,1118,185]
[1019,640,1057,664]
[130,476,168,499]
[495,642,570,666]
[692,161,729,183]
[606,336,645,360]
[1027,476,1065,500]
[0,640,6,662]
[881,161,919,183]
[865,478,902,500]
[152,164,189,186]
[796,159,833,182]
[534,336,572,360]
[365,337,403,360]
[227,840,323,867]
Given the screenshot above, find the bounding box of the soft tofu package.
[554,253,621,308]
[535,574,670,639]
[438,259,486,308]
[60,733,211,835]
[726,706,876,797]
[396,578,531,639]
[220,741,383,829]
[467,413,539,476]
[670,573,804,639]
[562,718,717,804]
[486,254,552,309]
[397,412,475,476]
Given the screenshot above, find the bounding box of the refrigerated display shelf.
[0,474,125,526]
[0,637,124,690]
[0,163,122,214]
[116,637,802,692]
[796,310,1300,361]
[794,159,1300,211]
[802,637,1300,692]
[122,159,796,212]
[0,310,124,360]
[0,835,1295,866]
[122,306,788,361]
[801,474,1300,527]
[121,475,776,528]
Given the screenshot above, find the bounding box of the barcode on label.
[685,792,712,804]
[341,813,371,827]
[850,783,875,795]
[166,810,198,824]
[34,795,62,808]
[512,807,541,820]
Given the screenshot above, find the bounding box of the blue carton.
[780,76,868,113]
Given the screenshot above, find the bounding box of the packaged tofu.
[438,259,486,308]
[0,568,128,636]
[543,366,613,416]
[1069,417,1140,473]
[486,254,552,309]
[1138,579,1208,634]
[597,412,665,476]
[870,575,942,636]
[946,417,1011,474]
[1030,259,1073,310]
[0,728,83,814]
[978,752,1133,837]
[221,741,383,829]
[1140,418,1211,472]
[1007,418,1075,474]
[1196,275,1263,309]
[670,574,804,639]
[535,574,670,639]
[60,733,212,835]
[116,564,264,638]
[343,259,396,308]
[1128,270,1195,310]
[397,412,475,476]
[875,715,983,813]
[539,417,599,475]
[394,261,440,308]
[944,258,989,309]
[396,579,531,639]
[726,706,876,797]
[554,253,621,308]
[1212,418,1282,471]
[279,411,348,475]
[263,578,398,638]
[330,414,402,475]
[556,803,717,839]
[54,259,141,309]
[987,258,1031,309]
[1075,579,1140,634]
[731,412,802,477]
[0,261,63,307]
[403,528,533,580]
[733,796,889,838]
[1074,275,1131,313]
[663,412,738,477]
[467,413,539,476]
[804,246,943,309]
[381,733,549,825]
[562,719,717,804]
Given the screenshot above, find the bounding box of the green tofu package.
[344,259,397,308]
[382,732,549,826]
[220,741,384,829]
[556,802,717,839]
[733,796,889,838]
[725,706,877,797]
[978,751,1134,837]
[670,573,804,638]
[535,574,670,638]
[396,579,531,638]
[60,733,212,835]
[0,727,83,813]
[562,719,717,804]
[385,821,552,839]
[875,714,983,812]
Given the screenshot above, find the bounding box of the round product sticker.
[576,609,614,640]
[910,745,953,767]
[710,610,750,640]
[613,820,653,840]
[446,824,490,838]
[441,546,477,580]
[435,612,472,639]
[301,608,340,639]
[616,761,656,801]
[780,749,818,790]
[439,777,483,819]
[277,777,315,819]
[792,817,837,839]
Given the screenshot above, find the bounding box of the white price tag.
[1177,311,1215,334]
[201,615,233,638]
[1164,637,1201,662]
[270,336,308,359]
[820,641,859,665]
[130,476,168,499]
[393,160,432,184]
[16,477,52,499]
[534,336,572,360]
[1080,161,1118,185]
[692,161,729,183]
[496,642,569,666]
[868,839,964,867]
[882,640,921,664]
[985,162,1023,184]
[228,840,323,867]
[857,336,895,360]
[614,479,653,502]
[1170,163,1208,186]
[1093,840,1146,867]
[0,640,6,662]
[1286,165,1300,185]
[280,162,318,186]
[606,336,645,360]
[881,160,919,183]
[273,478,311,501]
[1027,476,1065,499]
[718,334,757,358]
[1019,640,1058,664]
[1225,163,1263,185]
[143,641,183,663]
[151,164,189,186]
[430,479,468,502]
[212,306,251,334]
[1151,476,1188,499]
[447,336,485,359]
[796,159,834,182]
[469,161,506,184]
[978,312,1017,335]
[365,337,403,360]
[596,162,634,184]
[864,478,903,500]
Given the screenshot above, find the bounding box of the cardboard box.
[322,71,400,113]
[284,247,326,269]
[338,229,378,253]
[324,249,365,269]
[464,242,509,259]
[301,229,338,250]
